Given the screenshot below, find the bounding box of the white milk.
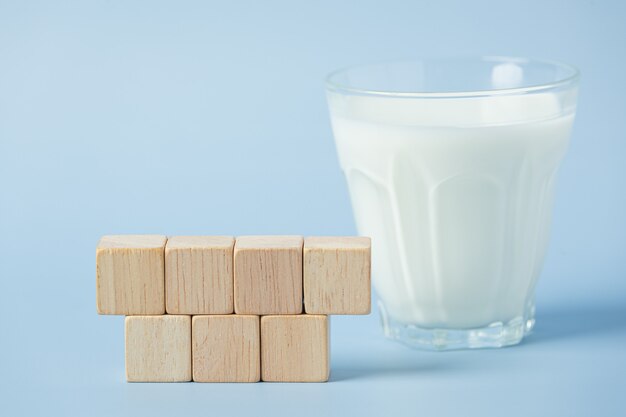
[329,93,574,329]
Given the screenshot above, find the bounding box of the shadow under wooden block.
[304,236,371,315]
[234,236,303,315]
[192,315,260,383]
[165,236,234,315]
[96,235,167,315]
[261,315,329,382]
[125,315,191,382]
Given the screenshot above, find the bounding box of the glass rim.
[325,56,580,99]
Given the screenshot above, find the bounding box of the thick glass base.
[379,301,535,350]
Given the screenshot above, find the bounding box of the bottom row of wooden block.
[125,314,329,382]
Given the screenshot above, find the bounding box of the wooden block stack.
[96,235,370,383]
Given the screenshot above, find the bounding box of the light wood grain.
[304,236,371,315]
[125,315,191,382]
[96,235,166,315]
[192,315,260,383]
[165,236,234,315]
[234,236,303,315]
[261,315,329,382]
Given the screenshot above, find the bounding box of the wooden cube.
[234,236,303,315]
[125,315,191,382]
[261,315,329,382]
[192,315,260,383]
[165,236,234,315]
[96,235,167,315]
[304,237,371,315]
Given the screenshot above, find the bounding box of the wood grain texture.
[125,315,191,382]
[304,236,371,315]
[261,315,329,382]
[234,236,303,315]
[165,236,234,315]
[192,315,260,383]
[96,235,166,315]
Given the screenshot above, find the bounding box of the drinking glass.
[326,57,579,349]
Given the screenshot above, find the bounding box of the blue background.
[1,1,625,416]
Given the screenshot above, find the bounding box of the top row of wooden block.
[96,235,371,316]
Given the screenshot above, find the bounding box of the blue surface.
[1,1,625,416]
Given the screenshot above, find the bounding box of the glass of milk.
[326,57,579,350]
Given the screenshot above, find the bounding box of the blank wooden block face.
[96,235,167,315]
[125,315,191,382]
[304,237,371,315]
[165,236,234,315]
[192,315,260,383]
[234,236,303,315]
[261,315,329,382]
